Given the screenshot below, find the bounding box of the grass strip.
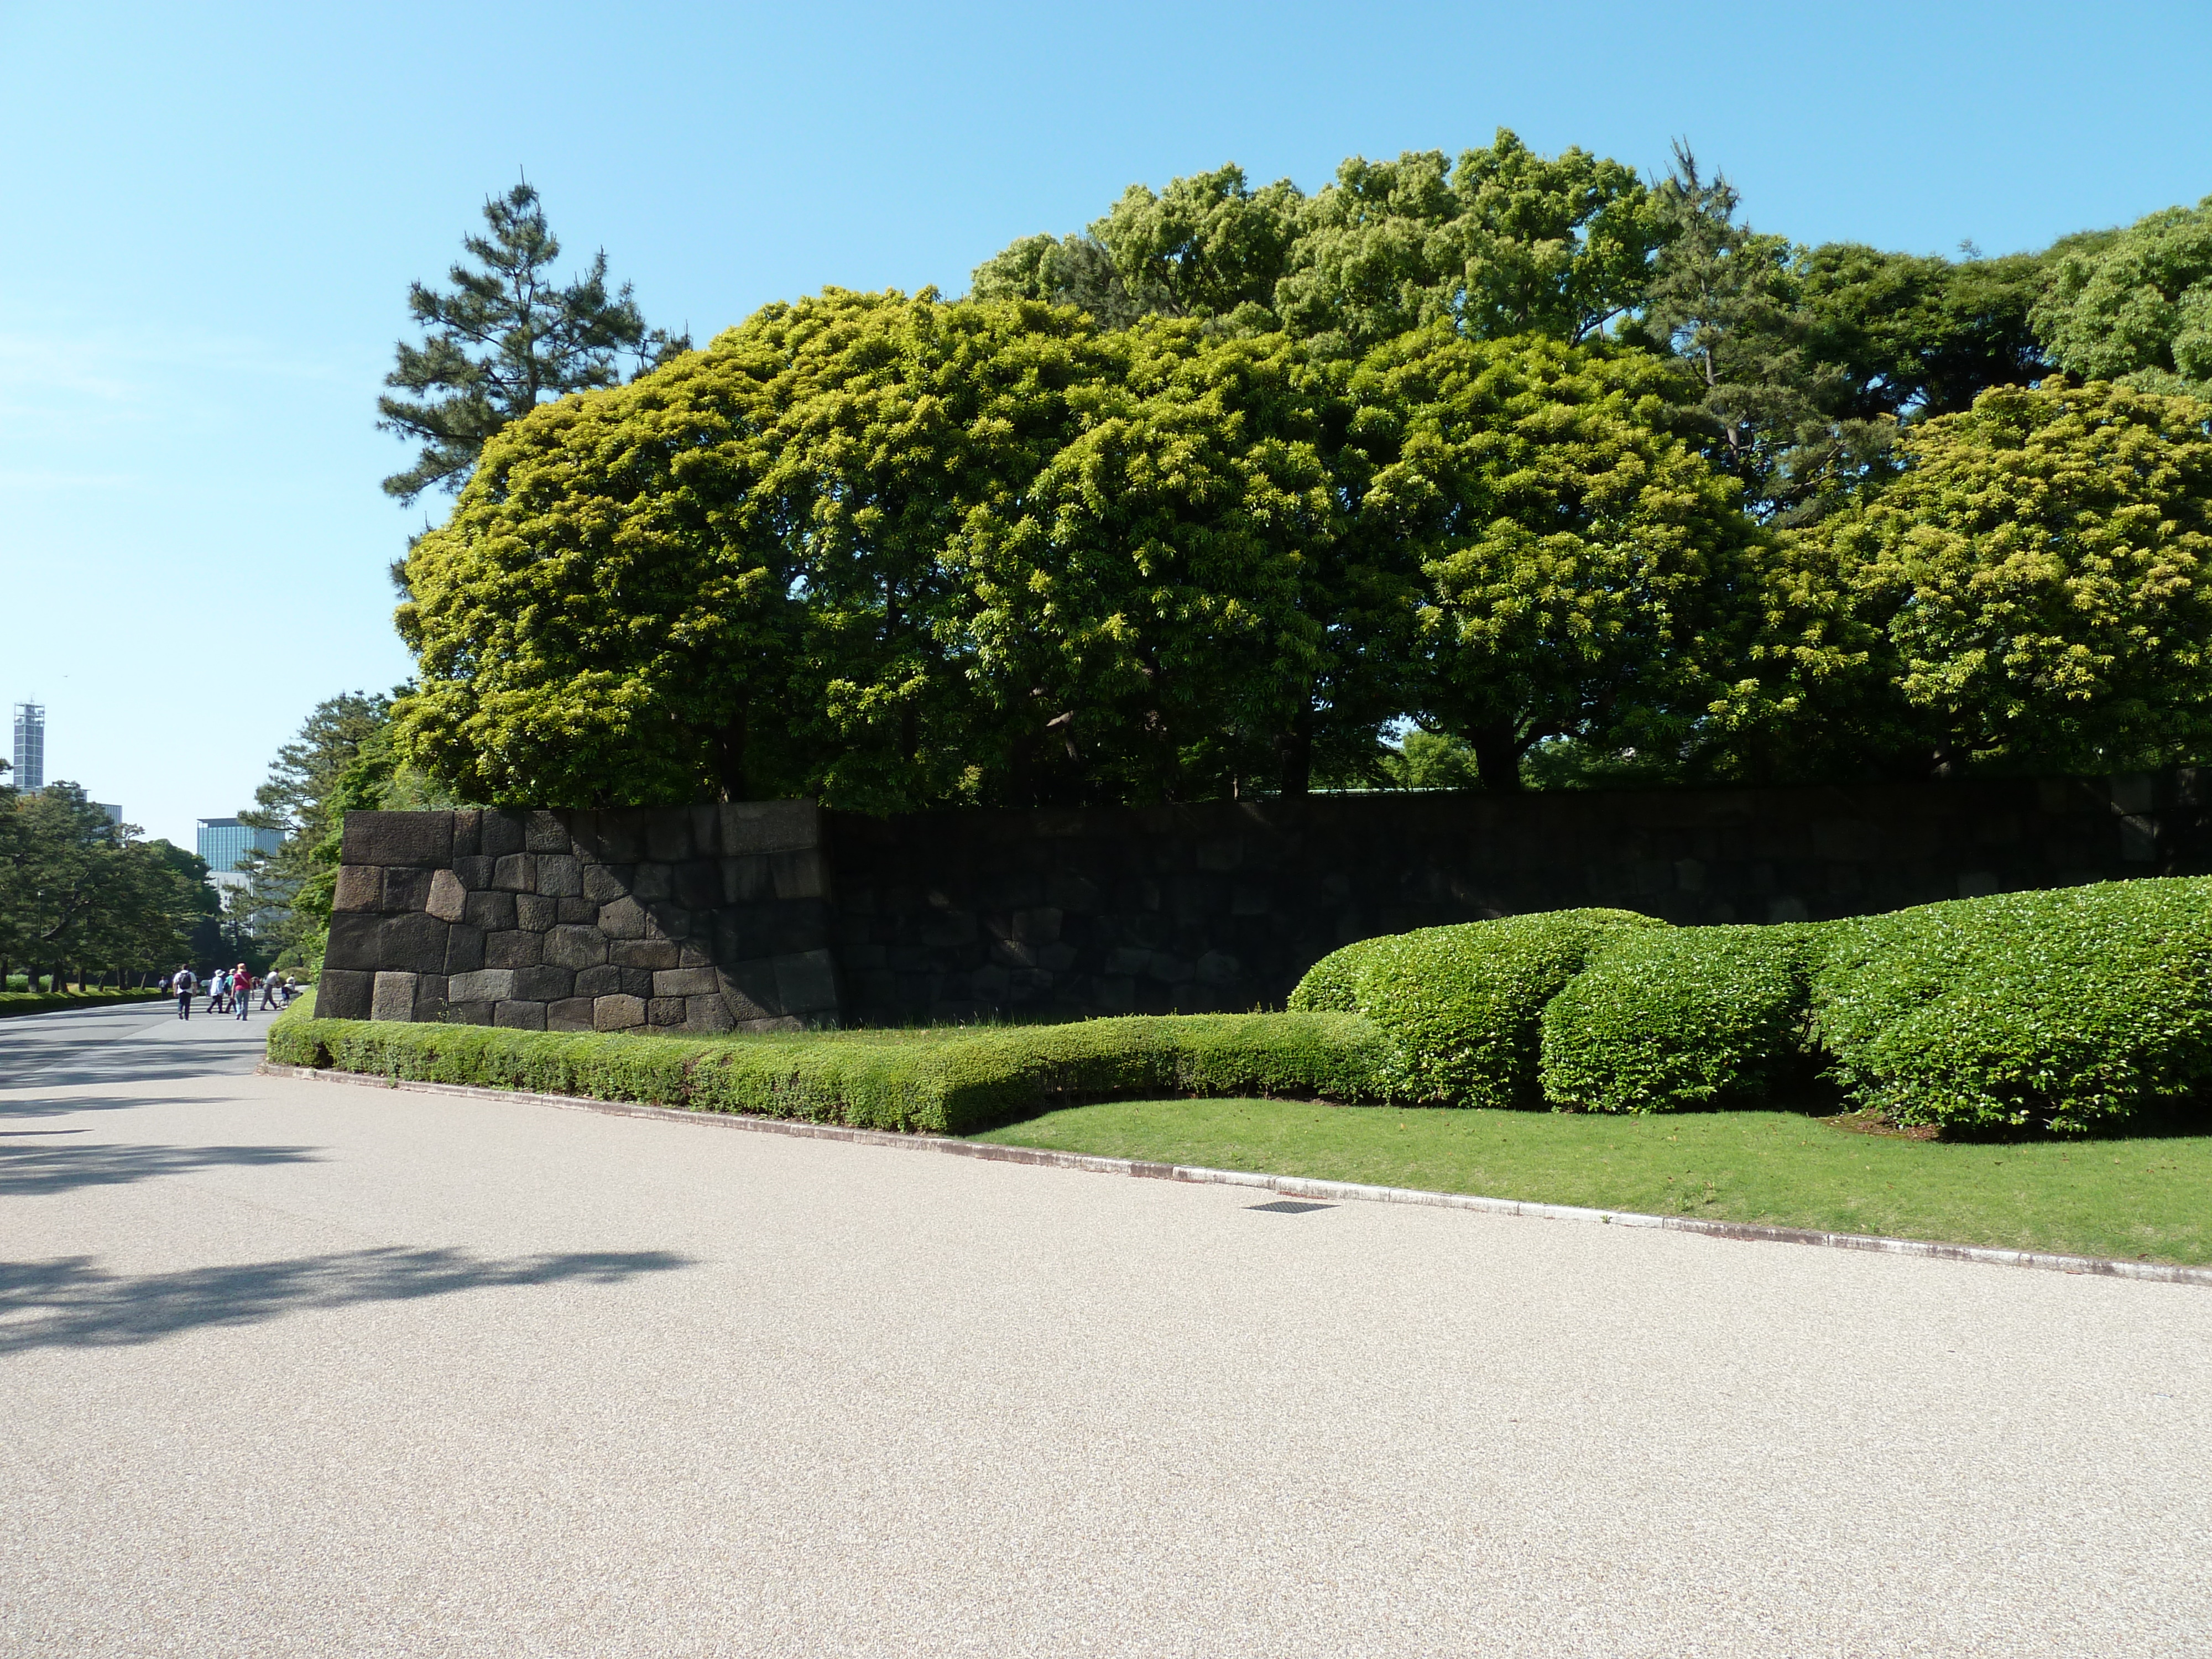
[971,1097,2212,1266]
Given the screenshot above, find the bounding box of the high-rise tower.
[10,701,43,791]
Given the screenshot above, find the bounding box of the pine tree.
[377,181,686,504]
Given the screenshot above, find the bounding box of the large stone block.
[775,948,841,1016]
[463,890,517,932]
[689,804,721,856]
[574,964,623,997]
[377,912,452,975]
[494,1000,547,1031]
[721,855,773,904]
[770,847,829,900]
[332,865,382,914]
[479,811,527,857]
[445,924,486,974]
[652,967,718,998]
[514,894,557,932]
[721,799,819,856]
[648,997,686,1025]
[452,855,495,891]
[524,810,572,853]
[680,995,735,1034]
[535,854,582,898]
[371,971,419,1022]
[323,911,383,973]
[426,868,468,922]
[447,968,517,1003]
[556,898,597,925]
[547,997,596,1032]
[493,854,536,893]
[380,867,434,914]
[718,960,780,1021]
[316,969,373,1021]
[415,974,450,1021]
[646,816,694,862]
[514,964,575,1001]
[611,938,679,969]
[629,863,671,901]
[484,930,543,969]
[593,994,647,1031]
[598,896,649,939]
[342,811,453,868]
[544,925,608,969]
[581,862,629,905]
[450,808,482,858]
[673,860,721,910]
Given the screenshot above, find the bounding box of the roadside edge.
[256,1061,2212,1288]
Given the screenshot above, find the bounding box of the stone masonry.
[329,770,2211,1030]
[319,800,840,1032]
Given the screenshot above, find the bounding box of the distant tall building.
[11,701,43,790]
[196,817,281,875]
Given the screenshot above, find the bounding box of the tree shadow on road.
[0,1247,693,1354]
[0,1139,321,1197]
[0,1092,241,1122]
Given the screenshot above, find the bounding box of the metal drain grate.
[1246,1199,1335,1214]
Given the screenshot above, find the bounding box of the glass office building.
[196,817,281,873]
[11,702,43,790]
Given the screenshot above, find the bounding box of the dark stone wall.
[319,801,841,1031]
[330,771,2208,1031]
[826,770,2210,1025]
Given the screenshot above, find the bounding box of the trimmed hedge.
[264,1001,1389,1136]
[1289,910,1666,1107]
[1810,879,2212,1135]
[1540,925,1813,1114]
[0,988,171,1019]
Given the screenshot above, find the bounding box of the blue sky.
[4,0,2209,847]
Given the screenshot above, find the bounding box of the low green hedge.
[0,988,171,1019]
[1289,910,1665,1107]
[1540,925,1814,1114]
[264,1002,1389,1136]
[1810,880,2212,1135]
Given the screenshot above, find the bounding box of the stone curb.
[257,1062,2212,1289]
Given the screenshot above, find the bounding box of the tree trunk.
[1470,723,1525,793]
[713,711,749,803]
[1274,705,1314,797]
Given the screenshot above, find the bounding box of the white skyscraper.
[11,701,43,791]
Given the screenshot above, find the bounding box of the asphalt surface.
[2,1004,2209,1656]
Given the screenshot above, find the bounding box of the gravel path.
[2,1010,2208,1656]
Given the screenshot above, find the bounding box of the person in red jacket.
[232,963,254,1021]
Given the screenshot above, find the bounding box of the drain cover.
[1246,1199,1335,1214]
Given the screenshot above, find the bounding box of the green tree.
[1278,132,1662,353]
[1348,329,1768,790]
[2032,200,2212,398]
[378,181,687,504]
[0,785,213,985]
[969,233,1145,329]
[1825,378,2212,773]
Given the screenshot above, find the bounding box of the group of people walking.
[168,964,299,1020]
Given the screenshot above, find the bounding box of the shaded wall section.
[328,771,2208,1029]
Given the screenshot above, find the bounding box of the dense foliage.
[369,132,2212,810]
[1287,879,2212,1135]
[0,776,217,985]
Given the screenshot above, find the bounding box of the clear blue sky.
[4,0,2209,847]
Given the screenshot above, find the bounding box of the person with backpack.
[171,965,197,1019]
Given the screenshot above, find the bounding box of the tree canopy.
[358,137,2212,810]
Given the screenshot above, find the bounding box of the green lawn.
[971,1098,2212,1266]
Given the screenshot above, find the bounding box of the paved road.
[2,1008,2209,1656]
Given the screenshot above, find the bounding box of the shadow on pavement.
[0,1039,268,1089]
[0,1247,693,1353]
[0,1093,225,1122]
[0,1140,322,1197]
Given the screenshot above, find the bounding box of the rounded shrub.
[1811,878,2212,1135]
[1289,909,1667,1107]
[1539,925,1813,1113]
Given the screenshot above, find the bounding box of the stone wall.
[319,800,841,1032]
[827,770,2209,1025]
[330,770,2208,1030]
